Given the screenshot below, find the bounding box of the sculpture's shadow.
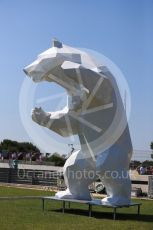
[49,208,153,222]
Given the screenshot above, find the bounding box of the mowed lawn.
[0,186,153,230]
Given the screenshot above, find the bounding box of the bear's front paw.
[32,107,50,125]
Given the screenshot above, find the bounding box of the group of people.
[138,165,153,175]
[0,151,44,170]
[0,151,42,162]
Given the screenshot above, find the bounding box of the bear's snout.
[23,64,32,77]
[23,61,44,82]
[23,68,28,75]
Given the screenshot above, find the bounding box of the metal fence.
[0,168,59,186]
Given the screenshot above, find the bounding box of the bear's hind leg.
[101,170,131,205]
[55,150,96,200]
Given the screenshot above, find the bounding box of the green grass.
[0,186,153,230]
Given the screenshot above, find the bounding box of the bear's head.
[23,39,115,112]
[24,39,82,84]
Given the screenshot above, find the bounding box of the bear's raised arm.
[32,106,79,137]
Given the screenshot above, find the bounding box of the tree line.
[0,139,39,153]
[0,139,66,166]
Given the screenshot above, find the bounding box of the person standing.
[140,166,145,175]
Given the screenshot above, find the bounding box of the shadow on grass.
[48,208,153,222]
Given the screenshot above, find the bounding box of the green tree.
[0,139,40,159]
[45,153,66,166]
[142,160,153,167]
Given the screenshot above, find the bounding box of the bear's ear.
[52,38,63,48]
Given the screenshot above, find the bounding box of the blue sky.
[0,0,153,154]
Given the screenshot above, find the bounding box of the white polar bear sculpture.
[23,39,132,205]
